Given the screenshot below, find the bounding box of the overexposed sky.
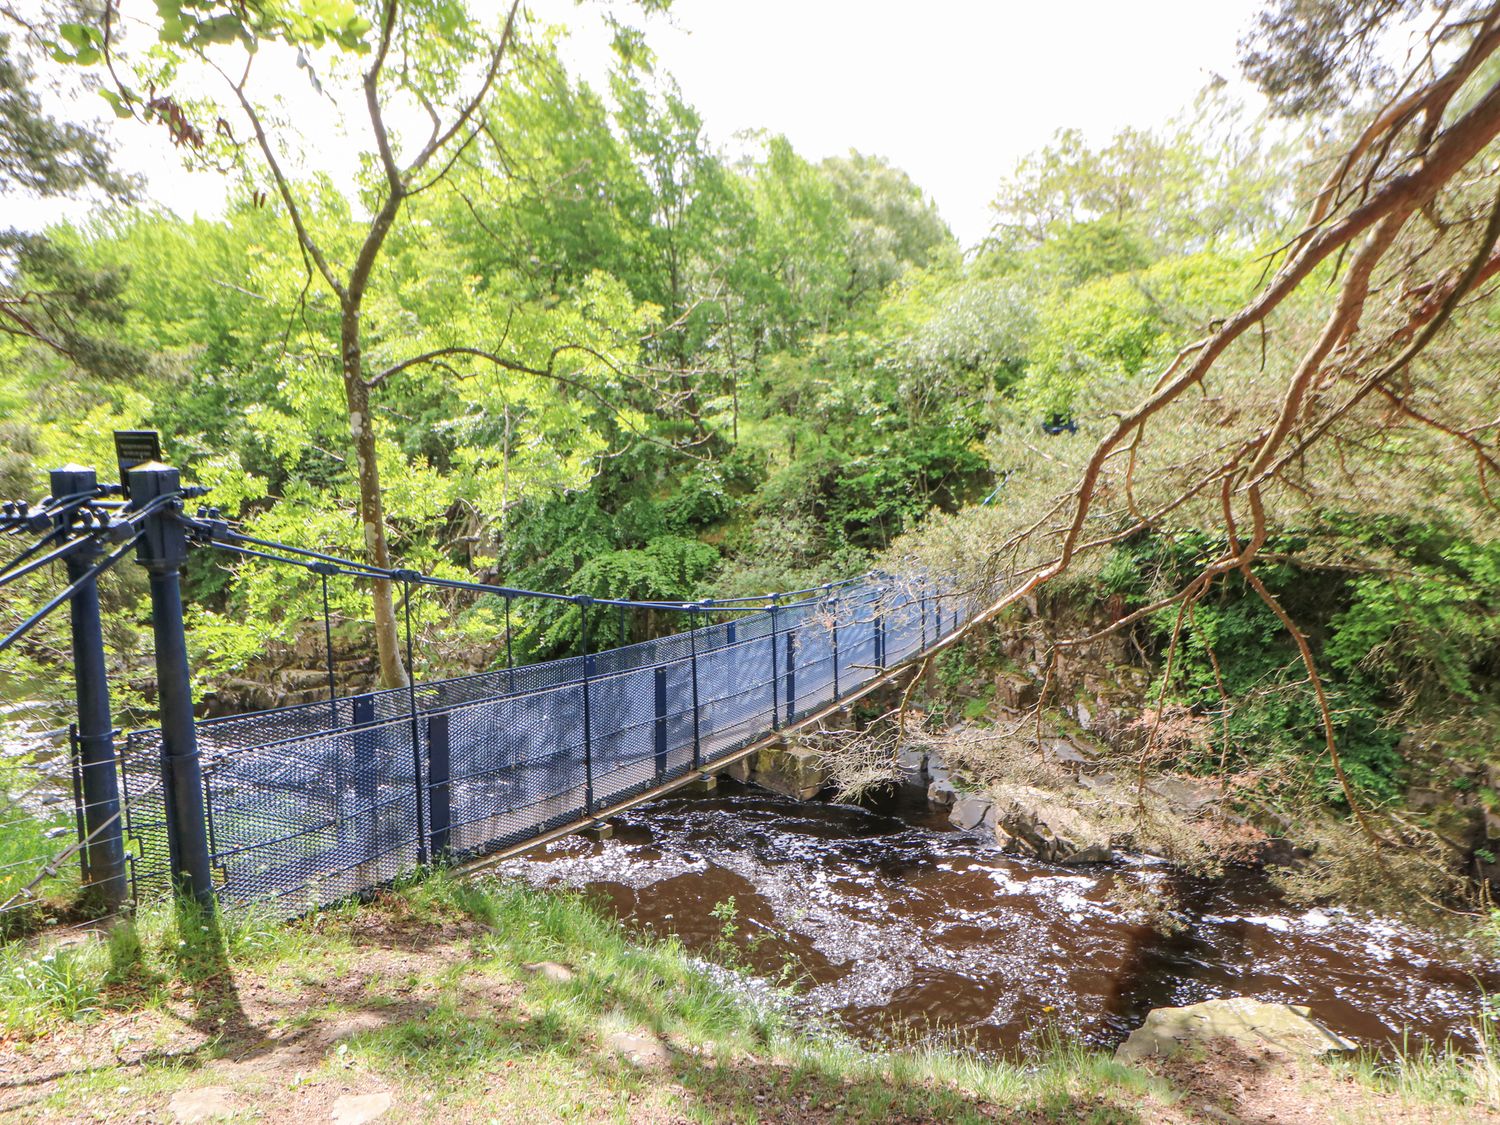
[9,0,1267,247]
[629,0,1265,245]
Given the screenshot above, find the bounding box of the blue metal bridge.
[0,446,976,922]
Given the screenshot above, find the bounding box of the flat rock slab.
[1150,777,1220,814]
[605,1028,671,1069]
[170,1087,236,1123]
[1116,997,1358,1063]
[330,1091,393,1124]
[1044,738,1092,768]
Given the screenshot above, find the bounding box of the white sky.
[629,0,1265,245]
[8,0,1267,248]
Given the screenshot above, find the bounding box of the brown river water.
[498,782,1500,1056]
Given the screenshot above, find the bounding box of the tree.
[912,0,1500,842]
[986,93,1295,276]
[1240,0,1433,116]
[0,2,140,376]
[0,4,126,196]
[437,39,653,303]
[819,151,956,307]
[69,0,672,687]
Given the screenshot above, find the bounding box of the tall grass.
[0,759,81,927]
[1335,1002,1500,1110]
[0,893,314,1036]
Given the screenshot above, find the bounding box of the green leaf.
[58,23,95,50]
[190,14,249,46]
[98,88,134,118]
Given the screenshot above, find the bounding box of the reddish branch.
[924,12,1500,847]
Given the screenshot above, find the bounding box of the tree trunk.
[342,307,409,688]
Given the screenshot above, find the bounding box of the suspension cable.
[0,533,90,589]
[190,516,792,615]
[0,534,141,654]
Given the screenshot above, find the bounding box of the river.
[497,781,1500,1056]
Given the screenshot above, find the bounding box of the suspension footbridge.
[0,444,976,923]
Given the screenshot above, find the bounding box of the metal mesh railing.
[119,579,974,917]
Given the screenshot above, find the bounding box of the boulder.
[948,795,993,832]
[605,1028,671,1069]
[1150,777,1219,816]
[927,777,957,808]
[993,799,1113,865]
[752,744,829,800]
[1064,842,1114,864]
[994,675,1039,711]
[330,1092,394,1125]
[1115,997,1358,1063]
[894,746,926,785]
[169,1087,237,1124]
[1043,738,1092,770]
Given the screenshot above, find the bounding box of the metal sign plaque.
[113,430,161,498]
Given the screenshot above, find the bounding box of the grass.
[1330,1012,1500,1112]
[0,763,83,932]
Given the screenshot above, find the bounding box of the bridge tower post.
[130,461,215,908]
[652,666,667,782]
[784,627,797,725]
[50,466,127,910]
[425,712,451,860]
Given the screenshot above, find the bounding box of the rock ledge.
[1115,997,1358,1063]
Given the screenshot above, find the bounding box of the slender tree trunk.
[342,306,408,688]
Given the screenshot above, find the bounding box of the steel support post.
[784,629,797,725]
[653,666,668,782]
[687,607,701,769]
[829,587,840,699]
[351,693,378,852]
[399,576,427,867]
[50,466,127,909]
[425,712,451,860]
[129,462,214,907]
